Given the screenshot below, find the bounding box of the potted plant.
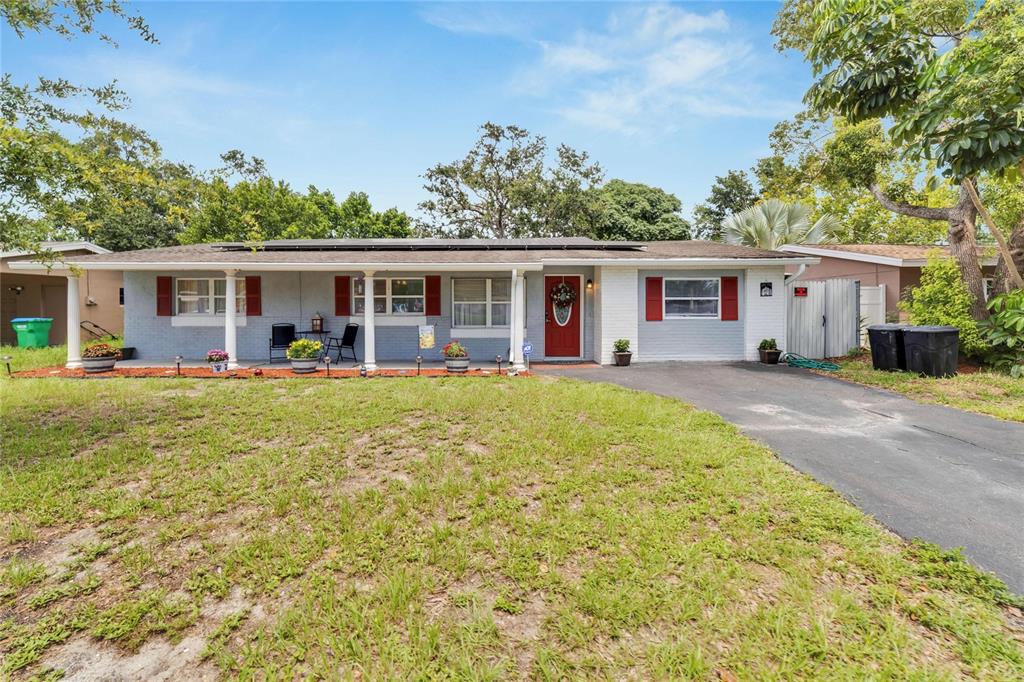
[758,338,782,364]
[442,340,470,373]
[207,349,230,373]
[82,343,118,373]
[612,339,632,366]
[286,338,322,374]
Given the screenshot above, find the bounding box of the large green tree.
[0,0,159,257]
[691,171,758,241]
[753,113,953,245]
[418,123,603,238]
[179,152,411,244]
[588,180,690,241]
[774,0,1024,317]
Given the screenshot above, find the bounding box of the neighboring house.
[9,238,817,368]
[779,244,999,318]
[1,241,123,346]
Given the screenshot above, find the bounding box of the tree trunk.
[947,184,988,320]
[995,215,1024,295]
[869,181,988,320]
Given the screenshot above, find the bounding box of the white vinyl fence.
[786,279,861,359]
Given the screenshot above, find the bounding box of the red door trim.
[543,274,584,359]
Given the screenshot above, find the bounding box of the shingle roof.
[782,243,998,264]
[57,239,803,266]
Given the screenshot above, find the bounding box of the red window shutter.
[645,277,663,321]
[335,276,351,316]
[245,276,261,316]
[425,275,441,316]
[156,276,172,316]
[721,276,739,320]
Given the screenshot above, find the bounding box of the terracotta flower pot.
[445,357,470,373]
[82,357,116,373]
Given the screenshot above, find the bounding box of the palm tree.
[722,199,839,250]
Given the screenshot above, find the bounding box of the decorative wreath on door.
[550,281,577,327]
[549,282,578,306]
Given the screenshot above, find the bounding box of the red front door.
[544,276,581,358]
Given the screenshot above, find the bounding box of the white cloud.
[429,2,797,133]
[419,4,531,39]
[541,42,614,74]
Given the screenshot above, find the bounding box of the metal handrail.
[81,320,119,340]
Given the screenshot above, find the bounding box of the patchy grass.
[1,376,1022,679]
[0,338,122,376]
[832,355,1024,423]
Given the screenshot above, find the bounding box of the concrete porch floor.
[116,359,512,371]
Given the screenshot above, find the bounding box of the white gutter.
[778,244,997,268]
[538,257,819,267]
[8,256,819,271]
[8,261,547,272]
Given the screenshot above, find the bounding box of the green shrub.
[758,338,777,351]
[979,289,1024,377]
[899,252,987,358]
[612,339,630,353]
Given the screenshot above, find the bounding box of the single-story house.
[1,241,124,346]
[780,243,999,318]
[9,238,817,369]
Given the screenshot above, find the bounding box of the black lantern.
[311,312,323,333]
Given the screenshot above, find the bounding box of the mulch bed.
[12,366,528,379]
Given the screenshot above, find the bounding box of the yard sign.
[418,325,435,350]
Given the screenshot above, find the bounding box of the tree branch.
[868,183,952,221]
[963,179,1024,289]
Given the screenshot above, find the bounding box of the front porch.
[65,266,565,371]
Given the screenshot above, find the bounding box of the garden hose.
[782,353,840,372]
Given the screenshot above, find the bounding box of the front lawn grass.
[0,338,122,376]
[833,355,1024,423]
[1,376,1022,679]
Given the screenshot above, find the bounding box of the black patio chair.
[325,323,359,363]
[269,323,296,363]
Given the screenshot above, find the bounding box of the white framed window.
[452,278,511,328]
[664,278,720,319]
[176,278,245,316]
[983,277,995,301]
[353,277,425,315]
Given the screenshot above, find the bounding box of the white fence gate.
[786,279,860,359]
[860,284,886,345]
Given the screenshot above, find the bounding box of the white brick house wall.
[594,266,639,364]
[743,265,788,360]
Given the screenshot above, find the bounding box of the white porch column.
[65,274,82,368]
[363,271,377,371]
[508,268,518,367]
[224,270,238,369]
[511,271,527,371]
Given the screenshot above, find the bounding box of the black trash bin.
[867,324,908,371]
[903,326,959,378]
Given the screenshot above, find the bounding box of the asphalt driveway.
[538,362,1024,593]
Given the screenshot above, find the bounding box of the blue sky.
[3,1,811,219]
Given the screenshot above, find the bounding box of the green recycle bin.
[10,318,54,348]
